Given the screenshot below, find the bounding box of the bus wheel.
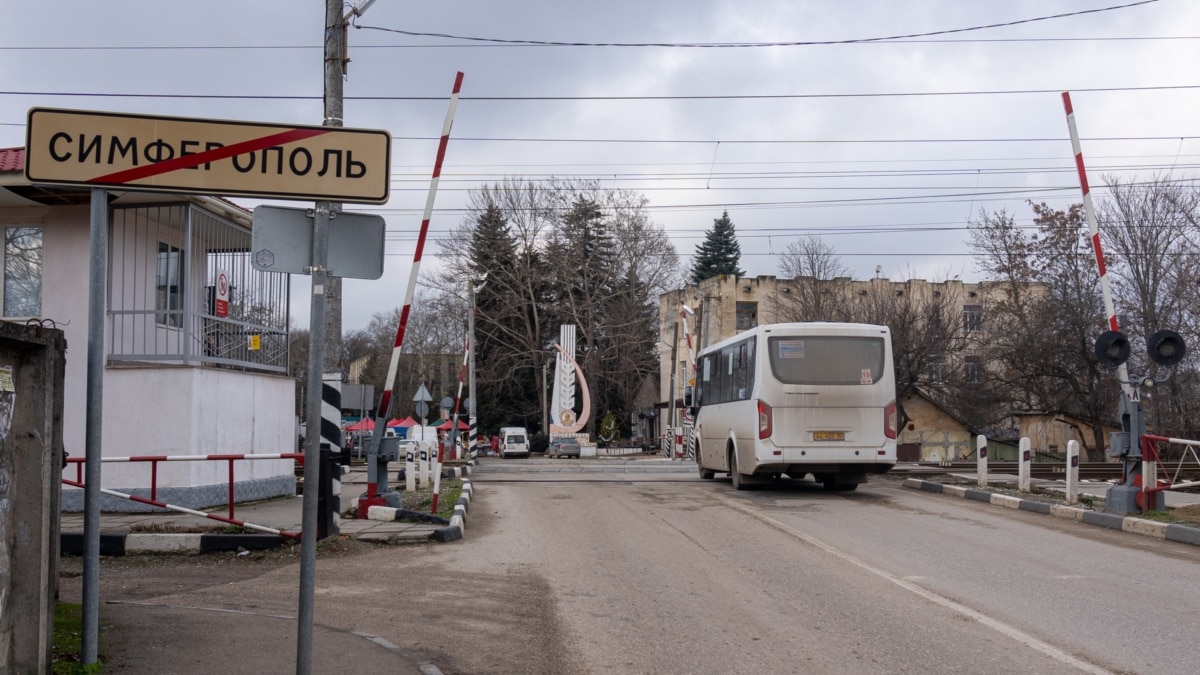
[699,465,715,480]
[729,450,748,491]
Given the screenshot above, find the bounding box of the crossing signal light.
[1147,329,1186,367]
[1094,330,1130,368]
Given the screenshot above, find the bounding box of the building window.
[928,352,945,384]
[156,241,184,328]
[3,226,43,317]
[736,301,757,330]
[963,304,982,333]
[965,355,982,385]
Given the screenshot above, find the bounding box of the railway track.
[909,461,1200,483]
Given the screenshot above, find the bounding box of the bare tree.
[844,274,974,431]
[341,290,467,420]
[773,235,852,322]
[428,177,678,435]
[969,203,1118,459]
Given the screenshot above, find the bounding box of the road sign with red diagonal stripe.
[24,108,391,203]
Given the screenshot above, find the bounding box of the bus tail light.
[884,400,898,439]
[758,400,773,440]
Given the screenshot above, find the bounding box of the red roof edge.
[0,147,26,173]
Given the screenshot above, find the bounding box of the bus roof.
[698,322,890,354]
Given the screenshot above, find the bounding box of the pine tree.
[690,210,745,283]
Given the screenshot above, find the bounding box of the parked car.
[547,436,581,459]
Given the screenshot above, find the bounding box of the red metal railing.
[63,453,304,539]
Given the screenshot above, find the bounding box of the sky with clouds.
[2,0,1198,332]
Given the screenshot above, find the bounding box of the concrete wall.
[0,321,67,674]
[61,366,296,511]
[1017,414,1116,458]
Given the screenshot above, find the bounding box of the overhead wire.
[355,0,1162,48]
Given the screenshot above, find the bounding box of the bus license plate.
[813,431,845,441]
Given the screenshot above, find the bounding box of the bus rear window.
[768,336,885,385]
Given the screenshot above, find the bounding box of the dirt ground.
[57,507,576,674]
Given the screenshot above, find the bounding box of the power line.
[3,83,1198,101]
[355,0,1162,48]
[4,35,1199,51]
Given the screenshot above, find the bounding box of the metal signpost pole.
[298,2,345,672]
[81,188,107,667]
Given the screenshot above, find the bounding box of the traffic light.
[1147,329,1186,367]
[1094,330,1131,368]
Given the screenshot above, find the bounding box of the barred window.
[156,241,184,328]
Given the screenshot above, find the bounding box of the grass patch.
[397,479,463,520]
[52,602,102,674]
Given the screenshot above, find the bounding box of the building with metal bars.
[0,146,296,510]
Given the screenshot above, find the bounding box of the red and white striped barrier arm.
[57,481,301,539]
[365,71,464,503]
[1062,91,1134,400]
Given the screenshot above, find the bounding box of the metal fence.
[108,202,289,373]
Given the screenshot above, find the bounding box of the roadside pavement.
[57,465,472,674]
[59,464,474,554]
[898,468,1200,547]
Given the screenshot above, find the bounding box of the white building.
[0,147,296,511]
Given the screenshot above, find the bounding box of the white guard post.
[405,441,415,492]
[1066,440,1080,505]
[1018,437,1032,493]
[418,442,429,488]
[976,434,988,488]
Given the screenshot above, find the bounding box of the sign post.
[23,103,392,675]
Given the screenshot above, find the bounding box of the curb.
[903,478,1200,547]
[436,478,473,542]
[359,476,474,543]
[61,532,288,556]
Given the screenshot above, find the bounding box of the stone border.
[903,478,1200,547]
[61,532,288,556]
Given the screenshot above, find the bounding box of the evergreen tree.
[690,210,745,283]
[467,203,542,431]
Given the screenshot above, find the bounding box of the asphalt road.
[64,456,1200,674]
[467,456,1200,673]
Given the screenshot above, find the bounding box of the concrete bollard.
[1066,440,1080,505]
[1018,437,1031,493]
[976,434,988,487]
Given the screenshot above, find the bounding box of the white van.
[499,426,530,459]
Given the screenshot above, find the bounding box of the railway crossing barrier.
[62,451,346,540]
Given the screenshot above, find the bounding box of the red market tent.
[345,418,374,431]
[387,416,417,428]
[436,419,469,431]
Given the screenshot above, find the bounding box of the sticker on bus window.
[778,340,805,358]
[738,387,746,399]
[861,369,873,384]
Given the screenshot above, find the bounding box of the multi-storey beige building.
[655,274,1015,460]
[658,274,999,401]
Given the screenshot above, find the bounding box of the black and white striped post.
[318,372,342,538]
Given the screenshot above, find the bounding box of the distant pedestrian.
[490,434,500,456]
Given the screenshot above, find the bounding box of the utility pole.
[298,3,375,673]
[468,275,487,446]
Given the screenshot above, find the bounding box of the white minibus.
[687,322,897,490]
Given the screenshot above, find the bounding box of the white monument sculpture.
[549,324,590,435]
